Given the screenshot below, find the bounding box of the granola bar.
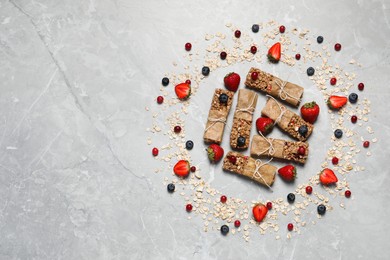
[245,67,303,107]
[230,89,258,149]
[250,135,309,164]
[261,97,313,141]
[222,151,276,187]
[203,88,235,144]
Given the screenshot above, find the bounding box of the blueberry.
[237,136,246,147]
[185,140,194,150]
[202,66,210,76]
[167,183,175,193]
[220,224,229,235]
[162,77,169,86]
[287,193,295,203]
[252,24,259,33]
[349,93,358,104]
[317,36,324,44]
[317,204,326,215]
[219,93,228,104]
[298,125,308,137]
[307,67,315,76]
[334,129,343,139]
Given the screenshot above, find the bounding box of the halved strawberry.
[327,95,347,110]
[267,42,281,62]
[207,144,224,163]
[319,168,338,185]
[252,203,268,222]
[173,160,190,177]
[175,83,191,100]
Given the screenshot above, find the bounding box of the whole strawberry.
[319,168,338,185]
[267,42,281,62]
[173,160,190,177]
[207,144,224,163]
[278,165,297,182]
[300,101,320,124]
[224,72,240,92]
[252,203,268,222]
[256,117,274,135]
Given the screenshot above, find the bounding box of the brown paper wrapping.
[245,67,303,107]
[250,135,309,164]
[222,151,276,187]
[203,89,234,144]
[261,97,313,141]
[229,89,258,149]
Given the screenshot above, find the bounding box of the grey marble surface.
[1,0,390,259]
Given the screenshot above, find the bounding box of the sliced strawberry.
[173,160,190,177]
[300,101,320,124]
[256,117,274,135]
[207,144,224,163]
[175,83,191,100]
[319,168,338,185]
[278,165,297,182]
[267,42,281,62]
[327,95,347,110]
[252,203,268,222]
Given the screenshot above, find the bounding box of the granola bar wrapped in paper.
[250,135,309,164]
[222,151,276,188]
[245,67,303,107]
[203,89,235,144]
[230,89,258,149]
[261,97,313,141]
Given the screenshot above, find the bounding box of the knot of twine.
[253,158,274,190]
[274,78,300,102]
[266,95,286,125]
[236,94,257,115]
[205,117,227,132]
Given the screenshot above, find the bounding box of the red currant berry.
[298,146,306,155]
[306,186,313,194]
[279,25,286,33]
[251,72,258,80]
[266,202,272,210]
[250,45,257,54]
[185,79,191,85]
[334,43,342,51]
[330,77,337,85]
[295,53,301,60]
[152,147,159,156]
[332,157,339,165]
[190,166,196,172]
[351,115,357,123]
[363,141,370,148]
[234,220,241,228]
[174,126,181,133]
[345,190,351,198]
[234,30,241,38]
[220,51,227,60]
[185,42,192,51]
[358,83,365,91]
[287,223,294,231]
[157,96,164,104]
[220,195,227,203]
[227,155,237,165]
[186,204,193,212]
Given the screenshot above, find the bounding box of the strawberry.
[207,144,224,163]
[173,160,190,177]
[174,83,191,100]
[319,168,338,185]
[224,72,240,92]
[252,203,268,222]
[267,42,281,62]
[278,165,297,182]
[300,101,320,124]
[327,95,347,110]
[256,117,274,135]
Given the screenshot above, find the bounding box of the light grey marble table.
[1,0,390,259]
